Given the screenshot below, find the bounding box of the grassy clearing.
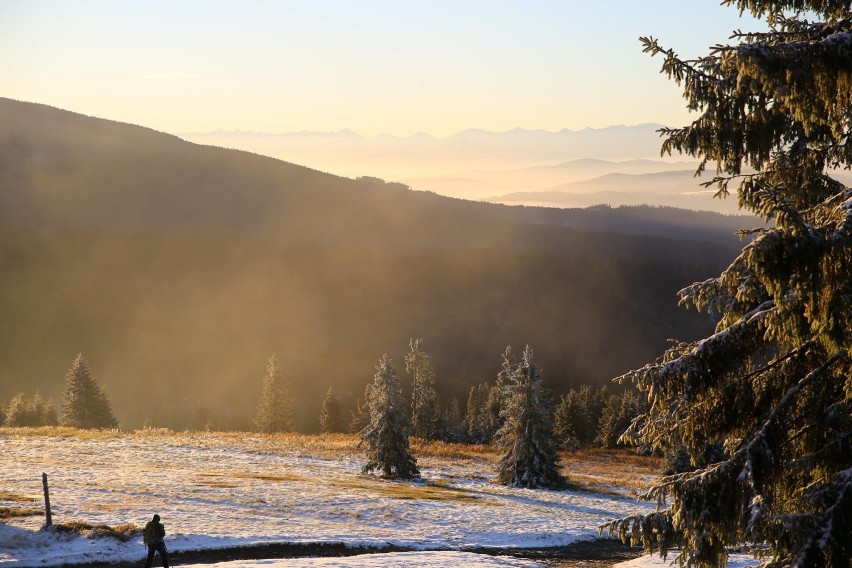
[50,521,141,542]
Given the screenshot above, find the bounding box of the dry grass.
[559,449,663,495]
[332,476,483,502]
[0,426,124,439]
[232,472,310,483]
[410,439,497,462]
[0,506,43,519]
[197,480,239,488]
[50,521,141,542]
[0,490,37,503]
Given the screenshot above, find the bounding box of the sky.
[0,1,765,137]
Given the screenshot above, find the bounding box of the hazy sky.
[0,1,764,136]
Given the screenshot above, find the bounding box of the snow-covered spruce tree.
[254,354,294,433]
[603,3,852,566]
[61,354,118,429]
[404,338,440,439]
[319,386,342,433]
[494,345,564,488]
[360,354,419,479]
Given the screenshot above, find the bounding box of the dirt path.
[57,538,643,567]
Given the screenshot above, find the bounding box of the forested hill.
[0,98,750,430]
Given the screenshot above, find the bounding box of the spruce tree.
[479,383,505,442]
[319,386,342,433]
[553,389,590,450]
[604,3,852,566]
[4,393,28,426]
[360,354,419,479]
[595,390,644,449]
[61,354,118,429]
[254,354,294,433]
[494,345,564,488]
[404,338,440,439]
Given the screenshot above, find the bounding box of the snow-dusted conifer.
[603,3,852,565]
[404,338,440,439]
[360,354,419,479]
[479,383,504,442]
[553,389,590,450]
[494,345,564,488]
[254,354,294,433]
[4,393,27,426]
[595,390,643,449]
[61,354,118,429]
[319,386,342,433]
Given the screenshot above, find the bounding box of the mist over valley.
[0,98,753,431]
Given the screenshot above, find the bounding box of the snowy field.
[0,429,661,566]
[164,551,760,568]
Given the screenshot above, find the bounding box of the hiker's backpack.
[143,521,156,545]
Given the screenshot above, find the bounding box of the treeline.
[250,338,646,455]
[1,354,117,428]
[2,342,644,458]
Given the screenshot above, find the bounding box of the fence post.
[42,472,52,527]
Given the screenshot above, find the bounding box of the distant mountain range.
[181,127,774,214]
[0,98,753,431]
[482,168,746,215]
[181,124,674,198]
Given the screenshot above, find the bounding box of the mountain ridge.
[0,97,742,430]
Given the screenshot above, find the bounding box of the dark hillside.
[0,99,740,430]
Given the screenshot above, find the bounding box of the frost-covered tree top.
[605,3,852,567]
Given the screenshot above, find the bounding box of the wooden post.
[42,472,52,527]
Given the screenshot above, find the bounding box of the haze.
[0,2,773,429]
[1,1,771,209]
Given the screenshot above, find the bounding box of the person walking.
[143,514,169,568]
